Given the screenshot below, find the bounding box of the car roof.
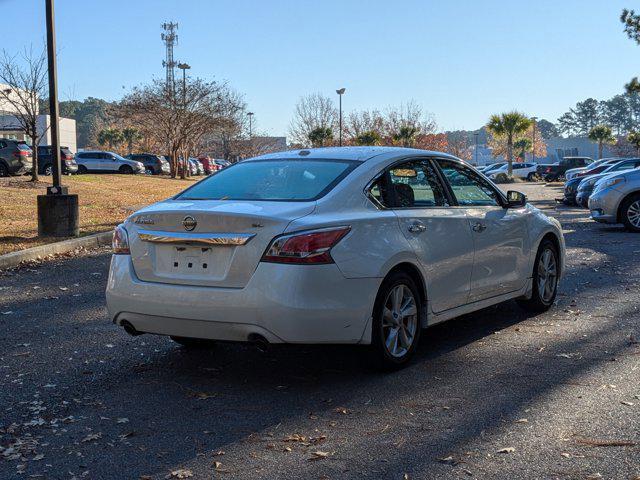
[248,146,460,163]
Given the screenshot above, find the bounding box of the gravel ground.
[1,183,639,480]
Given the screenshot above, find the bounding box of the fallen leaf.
[166,469,193,479]
[309,451,331,460]
[497,447,515,454]
[621,401,634,406]
[334,407,348,415]
[117,418,129,423]
[81,432,102,443]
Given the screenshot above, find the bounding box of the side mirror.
[506,190,527,208]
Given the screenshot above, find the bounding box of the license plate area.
[152,244,234,280]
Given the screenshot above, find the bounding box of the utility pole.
[531,116,538,163]
[247,112,254,137]
[38,0,79,237]
[336,88,345,146]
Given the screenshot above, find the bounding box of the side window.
[386,160,449,208]
[437,159,502,207]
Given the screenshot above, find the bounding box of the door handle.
[472,222,487,232]
[408,222,427,233]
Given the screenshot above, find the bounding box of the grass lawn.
[0,174,198,256]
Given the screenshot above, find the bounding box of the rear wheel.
[527,172,536,181]
[0,162,8,177]
[119,165,133,174]
[170,336,217,349]
[369,271,422,369]
[620,194,640,233]
[517,239,559,312]
[43,164,53,176]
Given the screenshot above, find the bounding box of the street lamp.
[531,116,538,163]
[336,88,346,146]
[177,63,190,106]
[37,0,79,237]
[247,112,254,137]
[474,132,479,166]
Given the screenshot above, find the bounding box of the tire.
[77,165,88,174]
[0,162,8,177]
[145,167,153,175]
[544,175,556,182]
[517,239,559,312]
[369,271,422,369]
[43,164,53,176]
[170,336,217,349]
[119,165,133,174]
[620,193,640,233]
[527,173,536,182]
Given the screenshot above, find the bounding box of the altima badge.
[134,215,155,225]
[182,216,197,231]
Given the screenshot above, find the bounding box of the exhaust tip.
[121,320,143,337]
[247,333,269,352]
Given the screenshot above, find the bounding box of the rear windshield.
[176,159,358,201]
[17,143,32,151]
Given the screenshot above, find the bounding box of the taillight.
[14,150,29,158]
[262,226,351,264]
[545,167,552,173]
[112,225,130,255]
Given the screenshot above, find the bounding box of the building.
[0,83,77,152]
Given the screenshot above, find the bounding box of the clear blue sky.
[3,0,638,136]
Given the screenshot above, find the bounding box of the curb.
[0,231,112,270]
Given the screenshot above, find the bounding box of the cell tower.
[161,22,178,89]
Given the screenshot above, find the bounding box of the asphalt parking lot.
[1,183,639,480]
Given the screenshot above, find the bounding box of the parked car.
[188,158,204,176]
[0,139,33,177]
[75,151,145,174]
[106,147,565,368]
[590,166,640,232]
[213,158,231,171]
[565,158,619,180]
[487,162,537,182]
[199,157,231,174]
[563,159,627,205]
[479,162,506,175]
[126,153,170,175]
[536,157,593,182]
[37,146,78,175]
[575,159,640,207]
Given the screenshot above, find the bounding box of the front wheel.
[77,165,88,174]
[0,162,8,177]
[43,164,53,176]
[527,173,536,182]
[369,271,422,369]
[119,165,133,174]
[517,239,559,312]
[621,194,640,233]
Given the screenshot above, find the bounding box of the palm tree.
[308,127,333,147]
[513,138,533,161]
[355,130,381,146]
[486,112,532,176]
[122,127,142,154]
[392,125,419,147]
[588,125,615,159]
[628,131,640,156]
[97,128,125,151]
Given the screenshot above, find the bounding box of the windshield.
[484,163,505,172]
[176,159,358,201]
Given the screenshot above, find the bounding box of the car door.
[101,153,118,172]
[378,158,475,313]
[436,158,530,302]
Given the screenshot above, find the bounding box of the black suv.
[125,153,170,175]
[0,139,33,176]
[37,146,78,175]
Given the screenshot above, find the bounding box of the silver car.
[106,147,565,369]
[589,167,640,231]
[75,151,145,174]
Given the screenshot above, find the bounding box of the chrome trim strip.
[138,230,255,246]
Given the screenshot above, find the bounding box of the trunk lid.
[127,199,316,288]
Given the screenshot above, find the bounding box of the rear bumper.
[106,255,379,344]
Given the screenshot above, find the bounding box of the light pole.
[531,116,538,163]
[38,0,79,237]
[336,88,345,146]
[473,132,479,167]
[247,112,254,137]
[177,63,190,107]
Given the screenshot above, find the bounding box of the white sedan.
[488,162,538,181]
[106,147,565,368]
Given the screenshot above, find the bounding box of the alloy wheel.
[537,248,558,303]
[382,284,418,358]
[627,200,640,228]
[44,165,53,176]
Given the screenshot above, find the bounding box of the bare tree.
[288,93,337,146]
[382,101,437,140]
[344,109,385,142]
[0,47,48,181]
